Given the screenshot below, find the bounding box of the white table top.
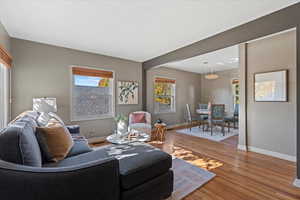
[106,132,150,144]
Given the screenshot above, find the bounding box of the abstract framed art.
[117,81,139,105]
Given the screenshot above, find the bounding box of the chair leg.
[211,124,213,136]
[228,122,230,132]
[222,124,225,136]
[234,119,238,129]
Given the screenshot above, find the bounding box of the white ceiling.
[163,45,239,74]
[0,0,299,62]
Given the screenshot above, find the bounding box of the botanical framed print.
[254,70,288,102]
[117,81,139,104]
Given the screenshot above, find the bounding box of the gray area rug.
[176,126,238,142]
[167,158,216,200]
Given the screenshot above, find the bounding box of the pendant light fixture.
[204,62,219,80]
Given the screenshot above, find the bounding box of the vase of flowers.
[114,114,128,136]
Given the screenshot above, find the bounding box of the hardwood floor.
[151,130,300,200]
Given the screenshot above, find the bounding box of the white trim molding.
[238,144,247,151]
[293,179,300,188]
[248,146,296,162]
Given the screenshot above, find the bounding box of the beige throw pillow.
[36,121,74,162]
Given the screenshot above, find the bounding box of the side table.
[154,123,167,142]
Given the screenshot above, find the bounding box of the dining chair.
[207,104,228,136]
[198,103,208,110]
[185,104,201,131]
[225,104,239,129]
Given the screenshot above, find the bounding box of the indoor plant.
[114,114,128,136]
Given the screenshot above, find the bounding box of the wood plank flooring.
[151,130,300,200]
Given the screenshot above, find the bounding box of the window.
[232,79,240,105]
[71,66,114,121]
[154,77,176,113]
[0,63,9,129]
[0,46,11,129]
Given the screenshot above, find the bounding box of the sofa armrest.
[66,125,80,135]
[0,157,120,200]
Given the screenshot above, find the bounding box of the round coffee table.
[106,132,150,145]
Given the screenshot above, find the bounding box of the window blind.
[0,45,12,68]
[72,67,113,78]
[154,77,176,84]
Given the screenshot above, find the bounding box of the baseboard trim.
[248,146,296,162]
[238,144,247,151]
[293,179,300,188]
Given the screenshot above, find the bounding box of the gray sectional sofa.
[0,111,173,200]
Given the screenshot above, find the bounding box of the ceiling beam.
[142,3,300,70]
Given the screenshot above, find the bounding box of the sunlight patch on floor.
[171,146,223,170]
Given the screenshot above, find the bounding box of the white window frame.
[70,65,115,122]
[0,63,9,129]
[231,78,240,106]
[153,76,176,114]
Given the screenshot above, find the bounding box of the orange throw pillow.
[36,122,74,162]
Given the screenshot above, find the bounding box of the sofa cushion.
[44,143,172,190]
[9,110,39,125]
[87,143,172,190]
[131,113,146,123]
[0,121,42,167]
[114,143,172,190]
[16,115,38,130]
[37,112,51,126]
[49,112,65,125]
[43,148,108,167]
[66,125,80,135]
[36,122,74,162]
[129,123,151,129]
[67,139,93,158]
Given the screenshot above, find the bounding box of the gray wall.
[0,21,10,53]
[146,67,201,126]
[11,38,142,138]
[244,30,297,157]
[200,68,239,115]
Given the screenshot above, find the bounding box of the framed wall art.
[117,81,139,104]
[254,70,288,102]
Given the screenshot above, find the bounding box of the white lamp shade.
[33,98,57,113]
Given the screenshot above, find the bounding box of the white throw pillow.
[37,112,51,127]
[49,112,65,125]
